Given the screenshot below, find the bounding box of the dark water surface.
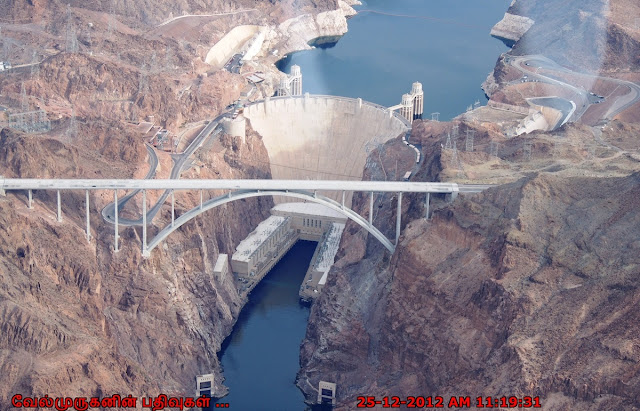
[277,0,512,120]
[214,241,316,410]
[215,1,510,409]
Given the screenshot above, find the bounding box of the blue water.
[216,2,510,409]
[277,0,511,120]
[214,241,317,410]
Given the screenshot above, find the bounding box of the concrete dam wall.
[244,95,410,204]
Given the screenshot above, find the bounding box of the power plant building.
[231,215,293,277]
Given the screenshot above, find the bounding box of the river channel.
[215,1,510,409]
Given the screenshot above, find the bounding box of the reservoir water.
[216,1,511,409]
[277,0,512,120]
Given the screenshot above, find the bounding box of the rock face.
[506,0,640,72]
[0,124,273,405]
[299,150,640,408]
[490,13,535,46]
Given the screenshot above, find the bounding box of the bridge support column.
[28,189,33,209]
[56,190,62,222]
[369,192,374,225]
[200,189,203,210]
[395,193,403,246]
[142,189,148,256]
[171,190,175,228]
[85,190,91,243]
[425,192,430,220]
[341,191,345,209]
[114,190,119,253]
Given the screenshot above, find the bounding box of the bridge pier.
[85,190,91,242]
[447,185,459,202]
[341,191,345,208]
[142,189,148,256]
[369,191,374,225]
[425,192,430,219]
[171,190,175,228]
[56,190,62,222]
[114,190,119,253]
[27,189,33,209]
[395,192,403,246]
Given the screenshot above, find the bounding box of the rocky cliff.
[0,120,273,405]
[297,1,640,405]
[298,130,640,409]
[503,0,640,73]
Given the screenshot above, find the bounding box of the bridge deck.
[0,179,483,194]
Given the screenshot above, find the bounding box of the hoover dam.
[244,94,411,204]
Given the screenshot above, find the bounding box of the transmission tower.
[523,141,532,161]
[30,50,39,78]
[130,103,138,122]
[107,2,116,39]
[431,112,440,122]
[67,108,78,139]
[150,51,158,74]
[451,141,463,172]
[3,38,12,64]
[489,141,499,157]
[444,132,452,150]
[465,129,475,152]
[20,82,29,112]
[86,29,92,54]
[164,45,173,71]
[65,5,79,53]
[452,123,459,139]
[138,64,149,95]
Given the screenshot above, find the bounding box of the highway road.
[506,54,640,124]
[100,143,158,223]
[2,178,493,194]
[101,114,226,226]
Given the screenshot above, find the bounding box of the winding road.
[506,54,640,125]
[101,113,226,226]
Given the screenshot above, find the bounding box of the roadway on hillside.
[101,114,226,226]
[505,54,640,124]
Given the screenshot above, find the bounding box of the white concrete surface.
[0,178,491,193]
[205,25,261,68]
[244,95,410,204]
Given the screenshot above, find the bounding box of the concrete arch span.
[145,189,395,256]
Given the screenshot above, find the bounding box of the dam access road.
[506,54,640,125]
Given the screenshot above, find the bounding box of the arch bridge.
[0,178,491,255]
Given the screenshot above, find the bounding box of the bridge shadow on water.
[209,240,319,411]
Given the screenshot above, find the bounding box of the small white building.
[318,381,337,405]
[213,254,229,281]
[195,374,214,397]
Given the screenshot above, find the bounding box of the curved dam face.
[244,95,410,204]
